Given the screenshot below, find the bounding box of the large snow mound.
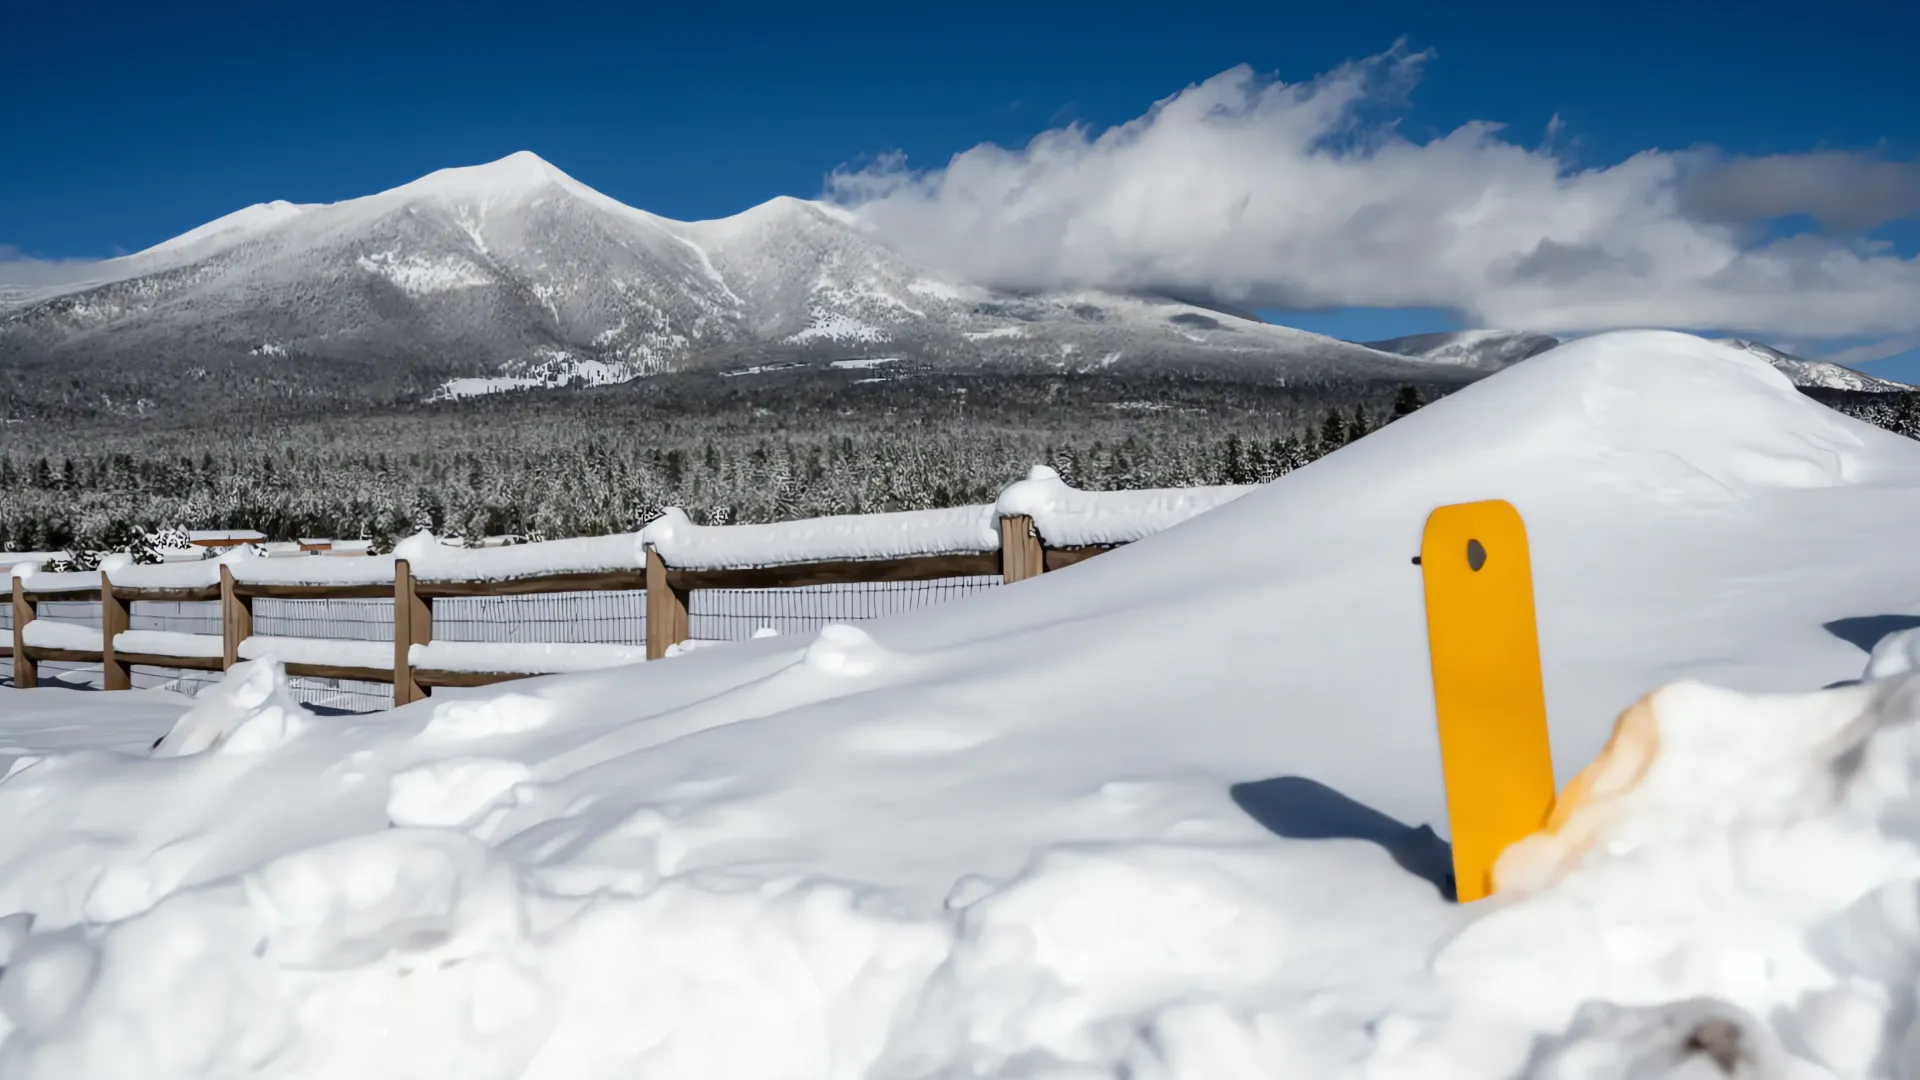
[4,331,1920,1078]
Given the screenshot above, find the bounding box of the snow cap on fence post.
[994,464,1258,549]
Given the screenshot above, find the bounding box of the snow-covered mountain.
[1360,329,1562,371]
[1366,329,1912,393]
[0,152,1447,406]
[1714,338,1914,392]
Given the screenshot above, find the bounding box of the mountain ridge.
[1,152,1905,419]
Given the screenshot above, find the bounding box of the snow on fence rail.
[6,468,1256,709]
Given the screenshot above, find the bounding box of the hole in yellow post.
[1419,499,1556,902]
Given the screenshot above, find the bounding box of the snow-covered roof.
[187,530,267,544]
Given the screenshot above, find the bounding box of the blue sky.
[5,0,1918,374]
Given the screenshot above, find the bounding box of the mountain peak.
[387,150,583,202]
[138,199,311,257]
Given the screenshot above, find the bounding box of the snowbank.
[186,530,265,544]
[12,568,102,594]
[3,333,1920,1077]
[994,465,1255,546]
[0,551,68,572]
[409,640,647,674]
[393,531,645,583]
[113,630,224,660]
[1866,627,1920,681]
[19,620,100,652]
[641,505,1000,569]
[105,554,237,590]
[230,554,398,587]
[237,635,390,670]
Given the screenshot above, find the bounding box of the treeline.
[8,370,1914,562]
[1801,387,1920,440]
[0,380,1430,555]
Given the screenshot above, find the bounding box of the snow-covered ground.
[4,331,1920,1078]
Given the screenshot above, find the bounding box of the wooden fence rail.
[8,513,1090,702]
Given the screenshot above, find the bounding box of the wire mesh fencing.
[253,598,395,712]
[125,600,224,697]
[254,598,393,642]
[688,576,1003,642]
[9,572,1008,708]
[434,591,647,645]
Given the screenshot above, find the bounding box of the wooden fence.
[6,512,1109,703]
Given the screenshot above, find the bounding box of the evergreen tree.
[1319,408,1347,452]
[1392,384,1426,418]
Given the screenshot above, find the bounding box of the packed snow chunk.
[19,620,100,652]
[0,911,32,967]
[0,864,527,1078]
[886,842,1454,1080]
[238,635,391,671]
[409,640,647,675]
[994,465,1255,547]
[421,692,558,739]
[1410,674,1920,1060]
[642,504,1000,569]
[112,630,223,659]
[1866,627,1920,681]
[152,658,309,757]
[393,530,644,583]
[803,622,890,677]
[387,757,535,829]
[525,877,949,1079]
[1527,998,1776,1080]
[1494,678,1904,895]
[244,829,526,969]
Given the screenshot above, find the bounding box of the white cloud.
[829,48,1920,340]
[1816,332,1920,367]
[0,246,109,290]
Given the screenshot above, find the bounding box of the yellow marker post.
[1418,499,1556,902]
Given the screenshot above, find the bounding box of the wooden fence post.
[645,550,689,660]
[1000,515,1045,584]
[101,572,131,691]
[219,564,251,671]
[11,576,34,689]
[393,559,431,705]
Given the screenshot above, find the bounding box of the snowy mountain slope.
[1717,337,1915,392]
[0,152,1463,408]
[1361,328,1563,370]
[1367,327,1914,394]
[7,333,1920,1077]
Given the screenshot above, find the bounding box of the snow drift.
[4,331,1920,1078]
